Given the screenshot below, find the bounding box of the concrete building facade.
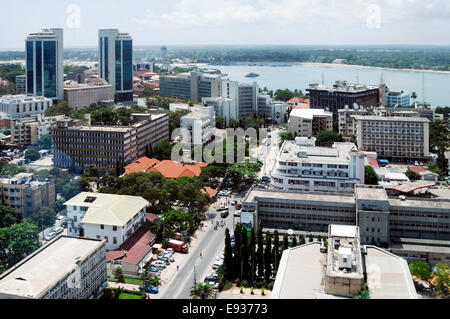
[64,79,114,109]
[0,236,107,299]
[180,106,215,145]
[288,108,333,137]
[0,95,52,120]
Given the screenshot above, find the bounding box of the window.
[113,237,117,244]
[113,226,117,231]
[104,236,108,243]
[100,224,104,230]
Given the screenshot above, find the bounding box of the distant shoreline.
[300,62,450,75]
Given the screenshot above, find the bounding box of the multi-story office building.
[338,108,372,140]
[159,71,223,102]
[0,173,55,217]
[0,236,107,299]
[375,106,435,122]
[161,46,169,70]
[288,108,333,137]
[51,113,169,174]
[98,29,133,103]
[242,185,450,254]
[307,81,384,121]
[354,116,430,161]
[25,28,64,102]
[238,83,258,119]
[180,106,215,146]
[64,79,114,109]
[271,137,366,193]
[257,95,289,124]
[65,192,149,251]
[202,97,238,125]
[10,120,40,146]
[0,95,52,120]
[386,90,411,107]
[15,75,26,94]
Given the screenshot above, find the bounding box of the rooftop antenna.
[356,71,359,85]
[422,72,425,104]
[321,72,324,85]
[379,71,384,85]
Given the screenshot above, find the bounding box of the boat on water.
[245,72,260,78]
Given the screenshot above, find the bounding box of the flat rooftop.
[272,243,343,299]
[0,236,104,299]
[64,192,149,227]
[279,140,357,162]
[245,189,355,205]
[355,185,389,202]
[352,115,430,123]
[364,246,417,299]
[289,108,331,120]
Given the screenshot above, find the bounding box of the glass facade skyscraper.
[25,28,64,102]
[99,30,133,103]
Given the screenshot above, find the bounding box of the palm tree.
[150,218,168,242]
[190,282,215,299]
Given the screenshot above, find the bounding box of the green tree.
[61,179,82,200]
[44,101,73,117]
[365,166,379,185]
[308,234,314,243]
[22,207,56,232]
[256,226,264,278]
[291,235,297,247]
[223,228,234,281]
[152,139,173,160]
[0,205,17,228]
[190,282,214,299]
[264,231,272,281]
[299,234,305,245]
[434,263,450,296]
[240,227,250,281]
[315,131,343,147]
[409,262,432,283]
[38,134,52,149]
[249,228,256,281]
[24,148,40,161]
[0,222,41,269]
[405,169,421,181]
[282,233,289,251]
[233,223,242,279]
[272,230,281,273]
[113,267,125,282]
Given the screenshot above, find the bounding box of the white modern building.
[386,90,411,107]
[0,95,52,120]
[180,106,216,146]
[0,236,107,299]
[288,108,333,137]
[25,28,64,102]
[65,192,150,251]
[202,97,238,125]
[271,137,366,193]
[99,29,133,103]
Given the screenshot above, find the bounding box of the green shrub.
[222,281,233,291]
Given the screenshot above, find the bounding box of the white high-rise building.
[202,97,238,125]
[25,28,64,102]
[98,29,133,103]
[161,45,169,70]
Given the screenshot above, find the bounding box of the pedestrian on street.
[200,252,202,259]
[177,265,179,271]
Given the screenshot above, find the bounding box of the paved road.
[160,201,239,299]
[257,127,282,179]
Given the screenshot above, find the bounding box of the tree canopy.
[364,166,379,185]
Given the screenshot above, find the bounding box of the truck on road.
[168,239,189,253]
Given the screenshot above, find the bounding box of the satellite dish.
[353,103,359,110]
[344,105,349,110]
[287,229,294,236]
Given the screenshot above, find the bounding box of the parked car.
[139,284,158,294]
[45,231,56,241]
[217,205,228,211]
[220,210,229,218]
[204,276,219,289]
[236,203,242,210]
[231,200,237,206]
[53,227,64,235]
[158,256,170,265]
[166,248,174,254]
[151,261,166,269]
[212,260,223,270]
[148,267,160,273]
[234,211,240,217]
[261,176,271,183]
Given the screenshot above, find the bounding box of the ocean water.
[211,63,450,107]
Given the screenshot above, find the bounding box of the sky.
[1,0,450,49]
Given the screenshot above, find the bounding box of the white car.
[45,231,56,241]
[166,248,174,254]
[212,260,223,270]
[151,261,166,269]
[53,227,64,235]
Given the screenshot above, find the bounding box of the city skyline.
[1,0,450,49]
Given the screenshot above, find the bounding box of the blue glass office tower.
[99,30,133,103]
[25,28,64,102]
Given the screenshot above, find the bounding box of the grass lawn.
[118,293,144,299]
[108,277,143,285]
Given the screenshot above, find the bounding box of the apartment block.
[65,192,149,251]
[202,97,238,125]
[288,108,333,137]
[338,108,372,140]
[15,75,26,94]
[354,116,430,161]
[271,137,366,193]
[0,95,52,120]
[180,106,215,145]
[0,236,107,299]
[0,173,55,217]
[51,113,168,174]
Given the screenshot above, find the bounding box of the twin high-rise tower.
[25,28,64,102]
[25,28,133,103]
[98,29,133,103]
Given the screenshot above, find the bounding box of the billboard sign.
[240,212,254,231]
